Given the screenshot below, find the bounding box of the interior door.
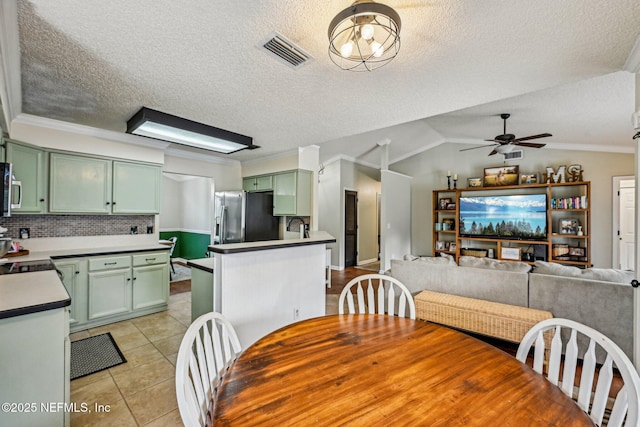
[345,190,358,267]
[620,186,635,270]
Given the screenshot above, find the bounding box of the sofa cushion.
[459,256,531,273]
[533,261,633,284]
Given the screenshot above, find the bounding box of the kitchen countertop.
[4,243,171,263]
[0,270,71,320]
[208,231,335,254]
[187,257,214,273]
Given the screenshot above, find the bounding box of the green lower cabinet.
[132,264,169,310]
[54,260,83,325]
[63,250,170,331]
[88,268,133,320]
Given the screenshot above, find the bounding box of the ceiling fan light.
[494,145,514,154]
[328,1,401,72]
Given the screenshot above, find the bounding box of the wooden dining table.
[213,314,594,426]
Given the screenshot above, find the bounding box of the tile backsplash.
[0,215,155,239]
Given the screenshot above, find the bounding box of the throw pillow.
[459,256,532,273]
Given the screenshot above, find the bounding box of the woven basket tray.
[415,290,553,344]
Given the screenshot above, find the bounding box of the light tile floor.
[69,292,192,426]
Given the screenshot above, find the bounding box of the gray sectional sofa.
[390,256,636,359]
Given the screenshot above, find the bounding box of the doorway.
[345,190,358,267]
[613,176,635,270]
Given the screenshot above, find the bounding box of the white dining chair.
[516,318,640,427]
[338,273,416,319]
[176,312,242,427]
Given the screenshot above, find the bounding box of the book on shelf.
[551,195,587,209]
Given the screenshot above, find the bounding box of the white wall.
[160,175,182,230]
[163,155,241,191]
[380,170,412,272]
[241,152,299,177]
[392,142,634,267]
[181,176,212,233]
[318,160,341,267]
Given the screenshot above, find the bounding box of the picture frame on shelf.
[446,203,456,210]
[559,218,579,234]
[467,177,482,188]
[438,198,452,210]
[520,173,538,184]
[569,246,585,257]
[552,244,570,259]
[449,242,457,252]
[500,247,521,261]
[435,241,446,250]
[442,218,455,230]
[483,165,520,187]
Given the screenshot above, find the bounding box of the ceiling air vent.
[258,32,314,69]
[503,149,523,161]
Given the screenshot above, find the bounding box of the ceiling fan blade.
[514,142,546,148]
[460,144,496,152]
[488,149,498,156]
[511,133,552,143]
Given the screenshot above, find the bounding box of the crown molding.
[240,147,299,166]
[0,0,21,133]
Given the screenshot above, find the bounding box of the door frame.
[344,188,358,268]
[612,175,635,269]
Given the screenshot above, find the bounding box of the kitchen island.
[206,231,335,347]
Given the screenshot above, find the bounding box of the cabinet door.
[49,153,112,213]
[5,140,46,213]
[255,175,273,191]
[55,261,80,325]
[88,268,132,319]
[132,264,169,310]
[243,178,256,192]
[273,172,297,215]
[112,161,162,214]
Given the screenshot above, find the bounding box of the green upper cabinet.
[4,139,47,213]
[243,175,273,192]
[50,153,161,214]
[112,161,161,214]
[49,153,112,214]
[273,170,312,216]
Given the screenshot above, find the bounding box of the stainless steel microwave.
[0,163,21,217]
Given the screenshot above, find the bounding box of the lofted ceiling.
[3,0,640,166]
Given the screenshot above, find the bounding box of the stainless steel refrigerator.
[213,191,279,244]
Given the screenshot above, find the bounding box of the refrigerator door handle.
[220,205,227,244]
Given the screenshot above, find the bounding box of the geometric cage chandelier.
[328,0,401,72]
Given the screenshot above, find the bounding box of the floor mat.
[70,332,126,380]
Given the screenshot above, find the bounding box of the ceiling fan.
[461,113,552,156]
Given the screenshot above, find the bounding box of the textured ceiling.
[10,0,640,165]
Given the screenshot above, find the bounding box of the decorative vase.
[577,225,583,236]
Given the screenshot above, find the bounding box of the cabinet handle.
[112,201,116,205]
[104,262,117,266]
[127,277,131,281]
[39,198,45,202]
[145,258,156,262]
[106,202,110,205]
[75,271,80,275]
[133,277,137,281]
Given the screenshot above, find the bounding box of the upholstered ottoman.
[415,290,553,343]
